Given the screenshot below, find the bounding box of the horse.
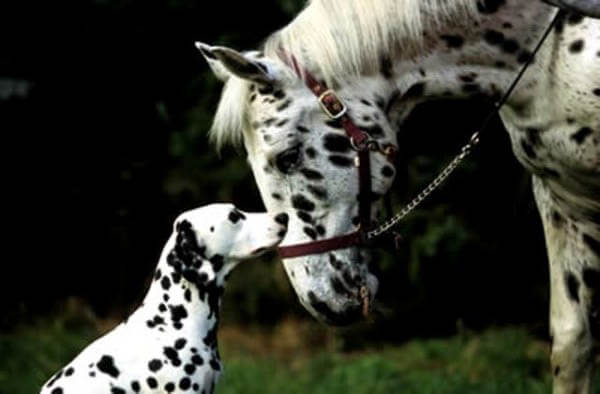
[197,1,600,392]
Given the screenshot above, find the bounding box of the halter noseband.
[277,55,397,259]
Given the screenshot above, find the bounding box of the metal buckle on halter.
[318,89,347,120]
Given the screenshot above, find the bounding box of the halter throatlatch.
[277,54,396,259]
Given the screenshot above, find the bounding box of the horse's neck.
[387,2,557,126]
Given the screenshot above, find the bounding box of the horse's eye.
[275,146,302,174]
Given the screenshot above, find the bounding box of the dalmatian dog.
[40,204,289,394]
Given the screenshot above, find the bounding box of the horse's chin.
[282,249,379,326]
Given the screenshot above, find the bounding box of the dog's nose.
[274,213,289,226]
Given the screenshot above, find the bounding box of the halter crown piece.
[276,11,561,259]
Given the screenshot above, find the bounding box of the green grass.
[2,313,556,394]
[217,329,552,394]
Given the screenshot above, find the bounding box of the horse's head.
[198,43,398,325]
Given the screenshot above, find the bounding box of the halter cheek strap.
[277,55,396,259]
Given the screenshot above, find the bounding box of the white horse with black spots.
[198,0,599,392]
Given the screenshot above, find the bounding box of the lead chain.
[366,131,480,240]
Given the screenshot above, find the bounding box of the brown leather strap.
[277,54,373,258]
[278,232,363,259]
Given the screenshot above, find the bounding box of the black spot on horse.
[97,355,120,378]
[571,127,593,144]
[477,0,505,14]
[484,29,505,46]
[583,234,600,257]
[593,89,600,97]
[292,194,316,212]
[567,13,584,25]
[329,155,354,167]
[306,147,317,158]
[297,211,313,223]
[569,39,584,54]
[297,125,310,133]
[404,82,426,99]
[275,213,289,226]
[323,134,351,153]
[440,34,464,48]
[380,55,393,78]
[381,166,395,178]
[301,168,324,181]
[276,99,292,112]
[304,227,317,240]
[307,185,328,200]
[307,291,361,326]
[521,140,537,159]
[565,272,580,303]
[501,39,519,54]
[272,193,283,200]
[330,277,353,297]
[517,50,533,64]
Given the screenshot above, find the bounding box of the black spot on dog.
[440,34,464,48]
[131,381,141,392]
[569,39,584,53]
[97,355,120,378]
[565,272,580,303]
[175,338,187,350]
[148,359,162,372]
[169,304,188,327]
[111,387,126,394]
[51,388,63,394]
[292,194,316,211]
[180,377,192,390]
[154,269,162,280]
[65,367,74,376]
[329,155,354,167]
[554,366,561,376]
[209,255,224,272]
[210,359,221,371]
[228,209,246,224]
[161,276,171,291]
[324,134,351,153]
[192,354,204,365]
[165,382,176,392]
[571,127,593,144]
[583,234,600,257]
[147,377,158,389]
[184,364,196,375]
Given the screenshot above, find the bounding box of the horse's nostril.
[274,213,289,226]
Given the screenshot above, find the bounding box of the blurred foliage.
[4,0,549,345]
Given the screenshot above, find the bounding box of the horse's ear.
[195,42,274,85]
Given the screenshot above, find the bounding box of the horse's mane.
[211,0,478,149]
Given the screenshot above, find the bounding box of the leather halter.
[277,55,396,259]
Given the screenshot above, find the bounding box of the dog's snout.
[274,213,289,227]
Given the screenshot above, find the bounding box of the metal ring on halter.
[350,136,370,151]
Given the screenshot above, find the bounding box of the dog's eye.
[275,146,302,174]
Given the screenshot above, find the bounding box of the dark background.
[2,0,549,343]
